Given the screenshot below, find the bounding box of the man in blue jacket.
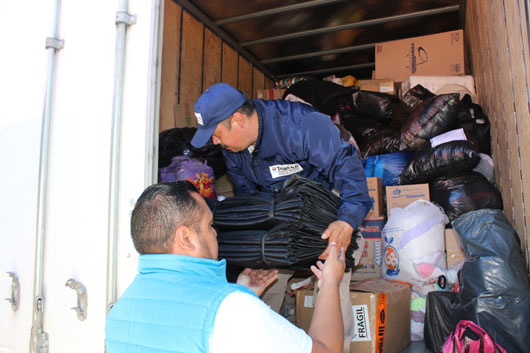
[191,83,371,353]
[105,181,346,353]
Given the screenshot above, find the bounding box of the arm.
[308,242,345,353]
[295,112,371,258]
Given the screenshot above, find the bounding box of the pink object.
[415,263,435,278]
[442,320,506,353]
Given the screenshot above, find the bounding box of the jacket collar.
[138,254,228,282]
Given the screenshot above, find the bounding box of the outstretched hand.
[319,220,353,260]
[236,268,279,297]
[311,241,345,288]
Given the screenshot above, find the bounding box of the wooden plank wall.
[466,0,530,267]
[159,0,272,131]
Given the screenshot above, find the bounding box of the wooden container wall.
[159,1,274,132]
[466,0,530,266]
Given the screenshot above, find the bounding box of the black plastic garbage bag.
[217,222,359,269]
[402,84,435,111]
[456,94,492,155]
[342,117,387,147]
[424,291,458,353]
[399,140,481,185]
[159,127,227,178]
[282,79,357,115]
[400,94,459,151]
[352,90,407,124]
[452,209,530,353]
[430,172,503,221]
[360,129,401,158]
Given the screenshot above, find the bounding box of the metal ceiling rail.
[276,62,375,79]
[240,4,459,47]
[261,43,375,64]
[215,0,347,25]
[174,0,275,78]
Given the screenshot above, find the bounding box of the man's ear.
[232,112,245,128]
[173,225,195,254]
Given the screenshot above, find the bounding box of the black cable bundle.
[215,175,358,269]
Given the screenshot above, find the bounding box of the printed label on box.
[304,295,314,308]
[352,304,372,341]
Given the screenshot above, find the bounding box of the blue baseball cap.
[191,83,247,148]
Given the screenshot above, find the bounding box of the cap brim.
[191,125,217,148]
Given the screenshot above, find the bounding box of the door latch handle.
[65,279,87,321]
[5,272,20,311]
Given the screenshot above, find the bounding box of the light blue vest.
[105,254,257,353]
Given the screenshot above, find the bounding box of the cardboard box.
[214,174,234,198]
[296,279,411,353]
[445,228,467,267]
[350,279,411,353]
[366,177,384,218]
[402,75,476,99]
[385,184,430,218]
[375,30,465,82]
[257,88,286,100]
[352,217,385,281]
[359,79,397,95]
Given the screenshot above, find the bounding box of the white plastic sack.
[382,200,449,284]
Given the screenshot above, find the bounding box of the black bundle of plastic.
[400,94,459,151]
[399,139,481,185]
[215,175,358,269]
[158,127,227,178]
[456,94,492,155]
[217,224,358,269]
[214,175,339,233]
[429,171,503,221]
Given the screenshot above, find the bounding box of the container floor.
[399,341,431,353]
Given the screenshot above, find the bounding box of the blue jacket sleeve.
[292,112,372,230]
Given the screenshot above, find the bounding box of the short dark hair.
[130,181,201,254]
[236,99,255,116]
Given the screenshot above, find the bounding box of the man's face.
[190,193,218,260]
[211,117,248,153]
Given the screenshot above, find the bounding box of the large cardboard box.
[295,279,411,353]
[257,88,286,100]
[375,30,465,82]
[352,217,385,281]
[445,228,467,267]
[385,184,430,218]
[366,177,384,218]
[358,79,397,95]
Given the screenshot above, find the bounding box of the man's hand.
[236,268,278,297]
[319,220,353,260]
[311,242,345,288]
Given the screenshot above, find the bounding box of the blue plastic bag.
[363,152,414,186]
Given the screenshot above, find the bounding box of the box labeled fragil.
[352,217,385,281]
[385,184,430,218]
[366,177,384,218]
[445,228,467,268]
[256,88,286,100]
[375,30,465,82]
[295,279,411,353]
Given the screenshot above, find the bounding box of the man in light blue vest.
[105,181,346,353]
